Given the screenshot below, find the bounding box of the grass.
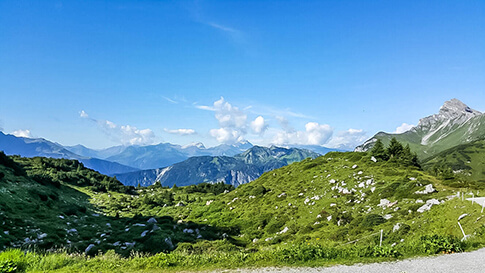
[2,151,485,272]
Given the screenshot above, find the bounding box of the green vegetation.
[1,142,485,272]
[422,138,485,184]
[370,138,419,167]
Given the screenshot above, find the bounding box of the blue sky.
[1,0,484,149]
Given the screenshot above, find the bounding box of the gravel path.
[218,248,485,273]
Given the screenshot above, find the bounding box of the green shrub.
[418,235,464,254]
[360,214,386,228]
[372,246,401,258]
[0,249,27,273]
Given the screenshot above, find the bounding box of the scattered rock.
[383,214,393,220]
[206,200,214,205]
[371,156,377,162]
[415,184,436,194]
[278,193,286,198]
[125,242,136,248]
[113,241,121,246]
[458,213,468,221]
[147,217,157,224]
[183,228,194,234]
[152,224,160,231]
[38,233,47,239]
[175,202,186,207]
[133,223,146,227]
[165,237,174,249]
[393,223,402,232]
[141,230,149,237]
[417,199,440,213]
[252,238,259,243]
[85,244,96,254]
[277,227,289,234]
[352,165,358,169]
[378,199,390,208]
[67,228,78,234]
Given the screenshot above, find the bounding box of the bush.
[418,235,464,254]
[360,214,386,228]
[372,246,401,258]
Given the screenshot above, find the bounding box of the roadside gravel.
[216,247,485,273]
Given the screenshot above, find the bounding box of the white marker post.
[471,193,475,204]
[458,222,467,241]
[379,229,383,247]
[482,200,485,214]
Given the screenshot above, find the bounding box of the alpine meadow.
[1,1,485,272]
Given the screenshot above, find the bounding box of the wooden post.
[379,229,383,247]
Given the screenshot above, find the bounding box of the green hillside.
[422,139,485,183]
[0,153,227,256]
[2,149,485,272]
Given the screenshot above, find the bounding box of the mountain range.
[0,132,138,175]
[0,131,337,180]
[115,145,320,187]
[356,99,485,159]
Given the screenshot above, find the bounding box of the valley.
[1,98,485,272]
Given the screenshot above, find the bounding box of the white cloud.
[207,22,238,33]
[213,97,247,128]
[12,129,33,138]
[272,122,333,146]
[80,110,155,146]
[250,116,268,135]
[201,97,253,144]
[210,128,244,144]
[195,105,216,111]
[162,96,178,104]
[326,129,367,150]
[164,128,197,135]
[80,110,89,118]
[394,123,415,134]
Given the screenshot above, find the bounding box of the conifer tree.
[387,137,403,158]
[371,139,388,161]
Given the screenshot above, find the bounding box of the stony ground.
[219,247,485,273]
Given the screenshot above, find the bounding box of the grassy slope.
[2,152,485,272]
[97,152,485,250]
[0,156,226,257]
[422,139,485,182]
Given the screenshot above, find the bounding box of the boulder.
[147,217,157,224]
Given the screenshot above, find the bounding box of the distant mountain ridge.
[356,99,485,159]
[115,146,320,187]
[0,132,138,175]
[66,141,254,170]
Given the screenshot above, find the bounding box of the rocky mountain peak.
[439,98,481,118]
[417,99,481,129]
